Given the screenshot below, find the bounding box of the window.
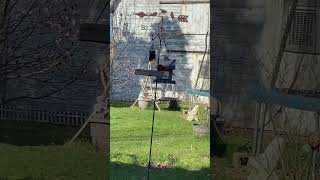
[289,11,315,47]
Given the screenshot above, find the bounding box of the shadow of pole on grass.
[110,162,210,180]
[0,121,90,146]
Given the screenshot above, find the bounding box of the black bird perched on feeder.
[159,9,167,16]
[170,12,175,21]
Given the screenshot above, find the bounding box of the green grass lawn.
[0,121,108,180]
[110,101,210,179]
[0,100,211,180]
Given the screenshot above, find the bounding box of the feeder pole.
[146,16,163,180]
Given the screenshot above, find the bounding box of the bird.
[148,12,157,16]
[159,9,167,16]
[170,12,175,20]
[159,9,167,13]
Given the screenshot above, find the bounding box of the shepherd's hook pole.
[146,16,163,180]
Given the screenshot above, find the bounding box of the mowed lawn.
[110,101,210,180]
[0,121,108,180]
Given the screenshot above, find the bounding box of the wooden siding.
[112,0,210,100]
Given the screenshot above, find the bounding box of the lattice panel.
[289,11,315,47]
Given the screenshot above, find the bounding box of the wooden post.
[66,112,69,125]
[252,102,261,154]
[257,103,268,154]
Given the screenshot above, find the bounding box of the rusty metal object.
[177,15,189,22]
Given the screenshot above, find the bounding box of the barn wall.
[212,0,320,132]
[256,0,320,132]
[111,0,210,101]
[212,0,265,129]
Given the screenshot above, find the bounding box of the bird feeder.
[154,60,176,84]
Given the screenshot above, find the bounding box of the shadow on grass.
[163,107,182,111]
[110,162,210,180]
[137,103,182,112]
[0,177,47,180]
[111,100,188,111]
[111,100,135,108]
[0,120,90,146]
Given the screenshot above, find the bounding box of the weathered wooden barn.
[111,0,210,101]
